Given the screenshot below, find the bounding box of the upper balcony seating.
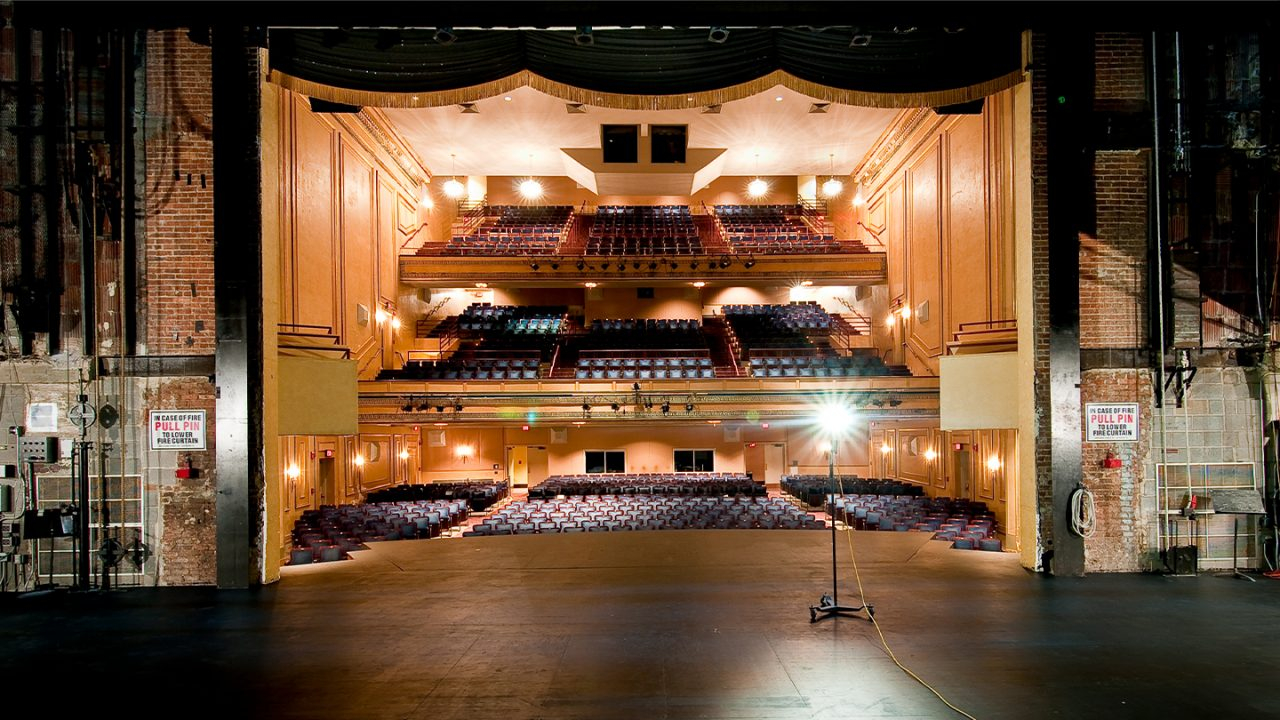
[712,204,850,254]
[586,205,702,255]
[427,205,572,256]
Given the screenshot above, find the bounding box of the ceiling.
[380,84,901,181]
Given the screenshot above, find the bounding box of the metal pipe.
[1152,32,1173,561]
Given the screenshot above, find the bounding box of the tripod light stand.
[809,402,874,623]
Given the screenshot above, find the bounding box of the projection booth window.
[585,450,626,474]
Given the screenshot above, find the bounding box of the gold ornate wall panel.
[860,90,1021,375]
[277,90,419,379]
[885,179,907,304]
[292,101,341,332]
[943,116,995,332]
[906,142,944,374]
[359,434,394,491]
[895,426,937,487]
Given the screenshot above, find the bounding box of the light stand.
[809,405,874,623]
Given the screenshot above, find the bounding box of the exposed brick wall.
[1081,150,1150,348]
[147,378,217,586]
[144,30,215,355]
[1031,33,1053,566]
[1081,369,1151,572]
[1095,33,1147,102]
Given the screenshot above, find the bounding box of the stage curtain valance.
[266,28,1025,110]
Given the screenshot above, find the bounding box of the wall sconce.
[880,442,892,456]
[390,315,401,331]
[353,454,365,467]
[374,307,388,324]
[923,448,937,462]
[455,444,474,462]
[285,463,301,479]
[399,449,410,461]
[986,455,1002,473]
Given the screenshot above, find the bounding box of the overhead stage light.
[708,26,729,43]
[433,27,456,45]
[519,178,543,199]
[574,27,594,46]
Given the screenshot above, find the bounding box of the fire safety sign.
[1085,403,1139,442]
[150,410,207,450]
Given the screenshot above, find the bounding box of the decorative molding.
[358,108,433,184]
[851,107,936,189]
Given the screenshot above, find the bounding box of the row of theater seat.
[465,496,823,535]
[383,362,542,380]
[826,494,1000,550]
[288,499,473,565]
[575,367,714,379]
[782,475,926,506]
[528,472,763,499]
[589,318,699,332]
[577,356,712,368]
[367,481,509,510]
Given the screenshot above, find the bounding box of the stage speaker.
[724,426,741,442]
[1163,545,1198,575]
[551,428,568,444]
[427,430,446,447]
[854,285,871,301]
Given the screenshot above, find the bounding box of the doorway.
[318,457,336,506]
[745,442,787,491]
[954,448,973,501]
[508,446,549,489]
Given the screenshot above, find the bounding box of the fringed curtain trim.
[268,67,1027,111]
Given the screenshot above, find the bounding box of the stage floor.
[4,530,1280,719]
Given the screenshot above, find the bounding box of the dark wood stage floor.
[4,530,1279,719]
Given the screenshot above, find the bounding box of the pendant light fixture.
[442,153,465,199]
[821,153,844,197]
[519,153,543,199]
[747,152,768,198]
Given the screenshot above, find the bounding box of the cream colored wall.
[484,175,801,208]
[585,287,701,322]
[703,286,789,310]
[493,288,584,308]
[408,421,876,484]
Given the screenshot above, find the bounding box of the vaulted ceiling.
[380,85,901,186]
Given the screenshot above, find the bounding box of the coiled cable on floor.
[1070,486,1096,538]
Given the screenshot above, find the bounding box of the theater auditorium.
[1,3,1278,718]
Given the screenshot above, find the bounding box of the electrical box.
[20,437,59,463]
[0,484,11,513]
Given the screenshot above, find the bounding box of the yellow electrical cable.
[834,475,979,720]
